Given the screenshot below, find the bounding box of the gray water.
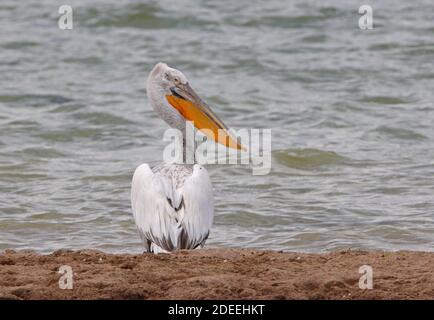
[1,0,433,253]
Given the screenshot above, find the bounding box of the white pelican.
[131,62,243,253]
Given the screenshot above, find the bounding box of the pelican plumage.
[131,62,243,253]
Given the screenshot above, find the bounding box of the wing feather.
[178,165,214,248]
[131,163,214,252]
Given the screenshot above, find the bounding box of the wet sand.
[0,249,433,300]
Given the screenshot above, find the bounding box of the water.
[1,0,433,253]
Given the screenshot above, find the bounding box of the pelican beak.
[166,83,246,151]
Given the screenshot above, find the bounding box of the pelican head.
[146,62,244,150]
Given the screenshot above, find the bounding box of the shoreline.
[0,248,433,300]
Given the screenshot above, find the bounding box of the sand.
[0,248,433,300]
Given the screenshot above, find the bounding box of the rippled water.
[1,0,433,253]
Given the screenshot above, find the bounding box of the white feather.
[131,163,214,252]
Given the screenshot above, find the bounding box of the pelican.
[131,62,243,253]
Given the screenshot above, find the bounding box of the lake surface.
[1,0,433,253]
